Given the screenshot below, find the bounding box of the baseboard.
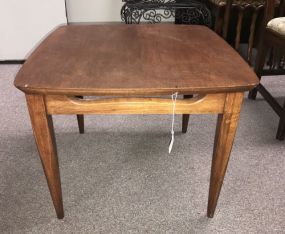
[0,60,25,64]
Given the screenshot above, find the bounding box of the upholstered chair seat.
[267,17,285,35]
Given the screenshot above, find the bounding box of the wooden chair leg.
[248,87,259,100]
[222,0,233,40]
[182,95,193,133]
[76,96,84,134]
[248,39,268,100]
[276,100,285,140]
[207,92,244,218]
[214,7,223,35]
[247,10,259,65]
[235,9,244,51]
[26,94,64,219]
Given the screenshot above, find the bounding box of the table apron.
[45,93,227,115]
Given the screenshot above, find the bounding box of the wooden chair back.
[263,0,285,24]
[222,0,285,37]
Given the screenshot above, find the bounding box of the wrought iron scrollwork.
[121,0,212,26]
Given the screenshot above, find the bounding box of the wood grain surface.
[207,92,244,217]
[45,93,226,115]
[26,94,64,219]
[15,24,258,96]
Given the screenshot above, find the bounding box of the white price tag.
[168,131,175,154]
[168,92,178,154]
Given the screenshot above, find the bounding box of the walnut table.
[14,24,259,219]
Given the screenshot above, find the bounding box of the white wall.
[0,0,66,60]
[1,0,167,60]
[66,0,124,22]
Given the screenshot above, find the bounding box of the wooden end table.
[14,24,259,219]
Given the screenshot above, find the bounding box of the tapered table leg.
[207,92,244,218]
[76,96,84,134]
[77,115,84,134]
[182,95,193,133]
[26,94,64,219]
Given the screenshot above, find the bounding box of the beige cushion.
[267,17,285,36]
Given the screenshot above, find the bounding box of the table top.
[14,24,259,96]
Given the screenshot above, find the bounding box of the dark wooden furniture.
[210,0,279,64]
[14,24,258,219]
[248,0,285,140]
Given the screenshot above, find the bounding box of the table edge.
[14,83,258,96]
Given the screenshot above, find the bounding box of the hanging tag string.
[169,92,178,154]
